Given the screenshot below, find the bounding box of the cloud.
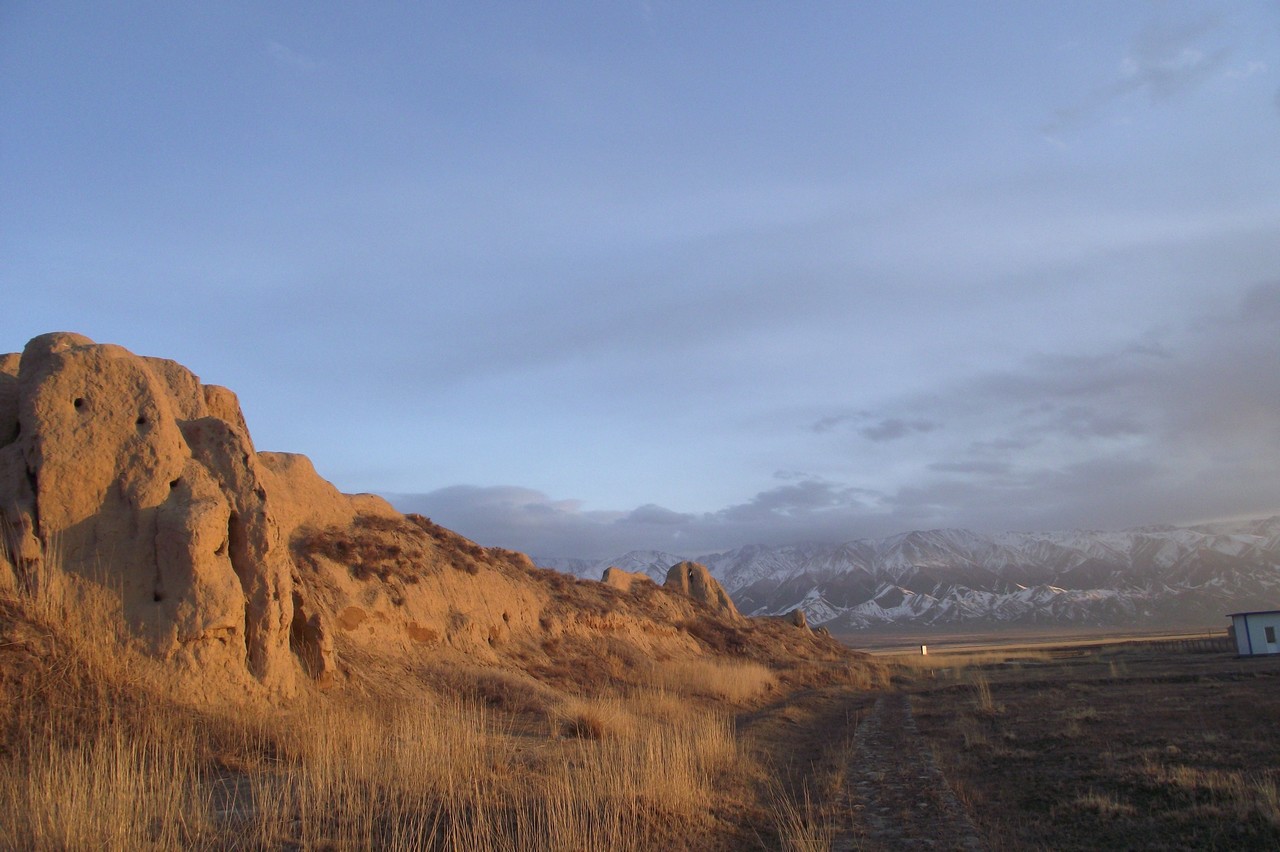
[390,478,888,559]
[809,412,938,441]
[715,479,874,522]
[1044,14,1231,135]
[927,460,1012,476]
[389,281,1280,559]
[859,418,939,442]
[1120,15,1228,101]
[267,40,318,73]
[810,413,859,434]
[1224,60,1267,81]
[621,504,695,525]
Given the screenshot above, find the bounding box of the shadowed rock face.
[664,561,741,621]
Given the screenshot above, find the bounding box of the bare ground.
[743,636,1280,851]
[741,685,984,850]
[835,692,984,851]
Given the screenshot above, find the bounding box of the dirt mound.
[0,334,863,704]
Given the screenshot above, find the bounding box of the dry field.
[6,554,1275,851]
[896,639,1280,850]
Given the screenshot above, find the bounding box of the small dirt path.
[833,692,984,852]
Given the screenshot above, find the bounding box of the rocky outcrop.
[664,561,741,621]
[0,333,858,704]
[601,566,654,593]
[0,333,321,697]
[0,353,18,448]
[779,608,809,629]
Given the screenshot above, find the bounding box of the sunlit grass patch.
[647,657,778,703]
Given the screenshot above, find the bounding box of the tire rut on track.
[834,691,985,851]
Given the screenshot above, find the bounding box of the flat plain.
[895,637,1280,850]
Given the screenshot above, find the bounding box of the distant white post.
[920,644,928,656]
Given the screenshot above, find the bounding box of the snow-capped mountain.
[536,517,1280,630]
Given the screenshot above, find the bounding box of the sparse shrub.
[971,672,1003,716]
[1063,706,1100,723]
[1074,790,1138,818]
[294,519,434,581]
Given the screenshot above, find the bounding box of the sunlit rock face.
[664,561,741,621]
[0,333,857,704]
[0,333,310,698]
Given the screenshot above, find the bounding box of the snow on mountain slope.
[538,517,1280,630]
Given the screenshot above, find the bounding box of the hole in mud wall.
[73,397,85,411]
[169,478,182,491]
[135,415,149,429]
[153,591,164,603]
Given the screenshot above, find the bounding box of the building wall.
[1231,612,1280,656]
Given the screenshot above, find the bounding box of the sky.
[3,2,1280,559]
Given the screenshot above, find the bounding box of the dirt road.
[741,686,984,850]
[834,691,984,851]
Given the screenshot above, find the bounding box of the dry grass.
[2,717,211,849]
[0,547,212,849]
[907,641,1280,849]
[647,657,779,703]
[886,648,1052,671]
[1140,759,1280,828]
[0,659,749,850]
[0,527,892,849]
[1071,790,1138,818]
[0,546,815,850]
[970,671,1003,716]
[769,783,836,851]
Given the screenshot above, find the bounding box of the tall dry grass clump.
[237,687,740,849]
[1,715,210,849]
[769,782,837,851]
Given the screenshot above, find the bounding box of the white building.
[1228,610,1280,656]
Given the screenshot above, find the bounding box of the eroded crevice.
[227,511,254,669]
[290,590,321,677]
[24,464,39,543]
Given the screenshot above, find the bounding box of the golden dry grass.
[885,648,1053,671]
[768,783,836,851]
[647,657,779,703]
[0,543,841,851]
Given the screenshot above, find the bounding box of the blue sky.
[4,2,1279,558]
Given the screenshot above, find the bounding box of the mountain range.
[537,517,1280,631]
